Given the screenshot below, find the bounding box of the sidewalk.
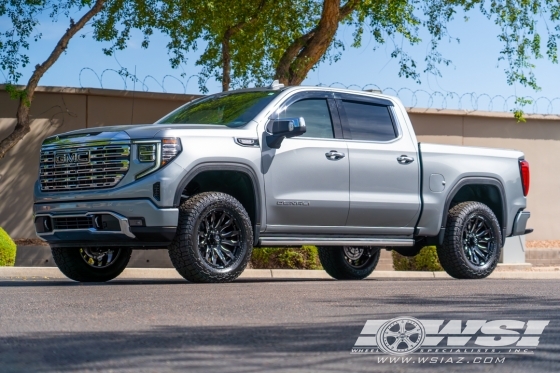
[1,266,559,280]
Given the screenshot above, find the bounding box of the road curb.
[0,267,559,280]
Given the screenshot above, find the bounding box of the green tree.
[96,0,316,93]
[0,0,106,159]
[0,0,156,159]
[144,0,559,102]
[277,0,560,91]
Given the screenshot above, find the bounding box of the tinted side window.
[279,99,334,139]
[342,100,396,141]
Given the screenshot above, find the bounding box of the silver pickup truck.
[33,83,532,283]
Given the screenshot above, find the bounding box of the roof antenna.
[269,79,284,90]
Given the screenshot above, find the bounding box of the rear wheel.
[51,247,132,282]
[437,201,502,279]
[318,246,381,280]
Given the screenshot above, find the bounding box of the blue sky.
[2,8,559,113]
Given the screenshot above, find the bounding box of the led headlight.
[134,138,182,179]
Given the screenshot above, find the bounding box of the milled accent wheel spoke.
[215,247,227,265]
[215,212,226,228]
[221,239,239,246]
[477,229,491,237]
[211,249,218,265]
[221,230,239,238]
[219,218,233,232]
[220,245,236,259]
[473,246,487,259]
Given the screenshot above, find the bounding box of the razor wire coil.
[77,68,560,117]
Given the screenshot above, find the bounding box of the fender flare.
[173,162,262,228]
[440,177,507,243]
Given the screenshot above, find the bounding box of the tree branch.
[221,0,269,91]
[274,0,359,85]
[0,0,106,160]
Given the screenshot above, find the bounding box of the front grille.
[40,142,130,191]
[52,217,94,230]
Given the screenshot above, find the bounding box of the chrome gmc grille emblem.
[55,151,89,164]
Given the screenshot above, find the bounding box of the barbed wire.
[78,67,201,94]
[319,82,560,117]
[77,68,560,117]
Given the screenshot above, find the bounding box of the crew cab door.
[337,93,421,235]
[262,92,349,233]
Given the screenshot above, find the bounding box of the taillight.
[519,160,530,196]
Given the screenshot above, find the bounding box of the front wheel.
[51,247,132,282]
[318,246,381,280]
[169,192,253,283]
[437,201,502,279]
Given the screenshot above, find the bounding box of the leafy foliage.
[251,246,323,270]
[392,246,444,271]
[0,0,94,84]
[0,227,16,267]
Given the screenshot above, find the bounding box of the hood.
[43,123,235,145]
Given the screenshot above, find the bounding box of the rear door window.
[342,100,396,142]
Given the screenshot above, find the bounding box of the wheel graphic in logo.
[376,317,426,355]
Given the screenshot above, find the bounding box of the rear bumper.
[33,199,178,248]
[511,210,531,236]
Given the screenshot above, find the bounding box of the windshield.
[157,91,280,127]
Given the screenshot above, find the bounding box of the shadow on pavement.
[0,277,340,287]
[0,320,558,373]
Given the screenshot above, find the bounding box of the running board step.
[259,237,414,247]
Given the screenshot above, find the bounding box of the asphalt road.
[0,277,558,373]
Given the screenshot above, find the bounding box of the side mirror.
[266,117,306,148]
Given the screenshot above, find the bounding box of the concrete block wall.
[1,86,558,245]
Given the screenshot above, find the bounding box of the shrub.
[392,246,443,271]
[0,227,16,266]
[251,245,322,269]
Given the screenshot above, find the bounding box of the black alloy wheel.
[198,209,243,269]
[461,214,496,267]
[51,246,132,282]
[437,201,502,279]
[343,246,380,269]
[169,192,253,283]
[80,247,121,268]
[318,246,381,280]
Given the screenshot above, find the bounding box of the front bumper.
[33,199,178,248]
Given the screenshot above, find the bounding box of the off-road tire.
[51,247,132,282]
[318,246,381,280]
[169,192,253,283]
[437,201,502,279]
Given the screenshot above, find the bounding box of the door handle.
[325,150,346,160]
[397,155,414,164]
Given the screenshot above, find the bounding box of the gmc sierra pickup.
[33,82,532,283]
